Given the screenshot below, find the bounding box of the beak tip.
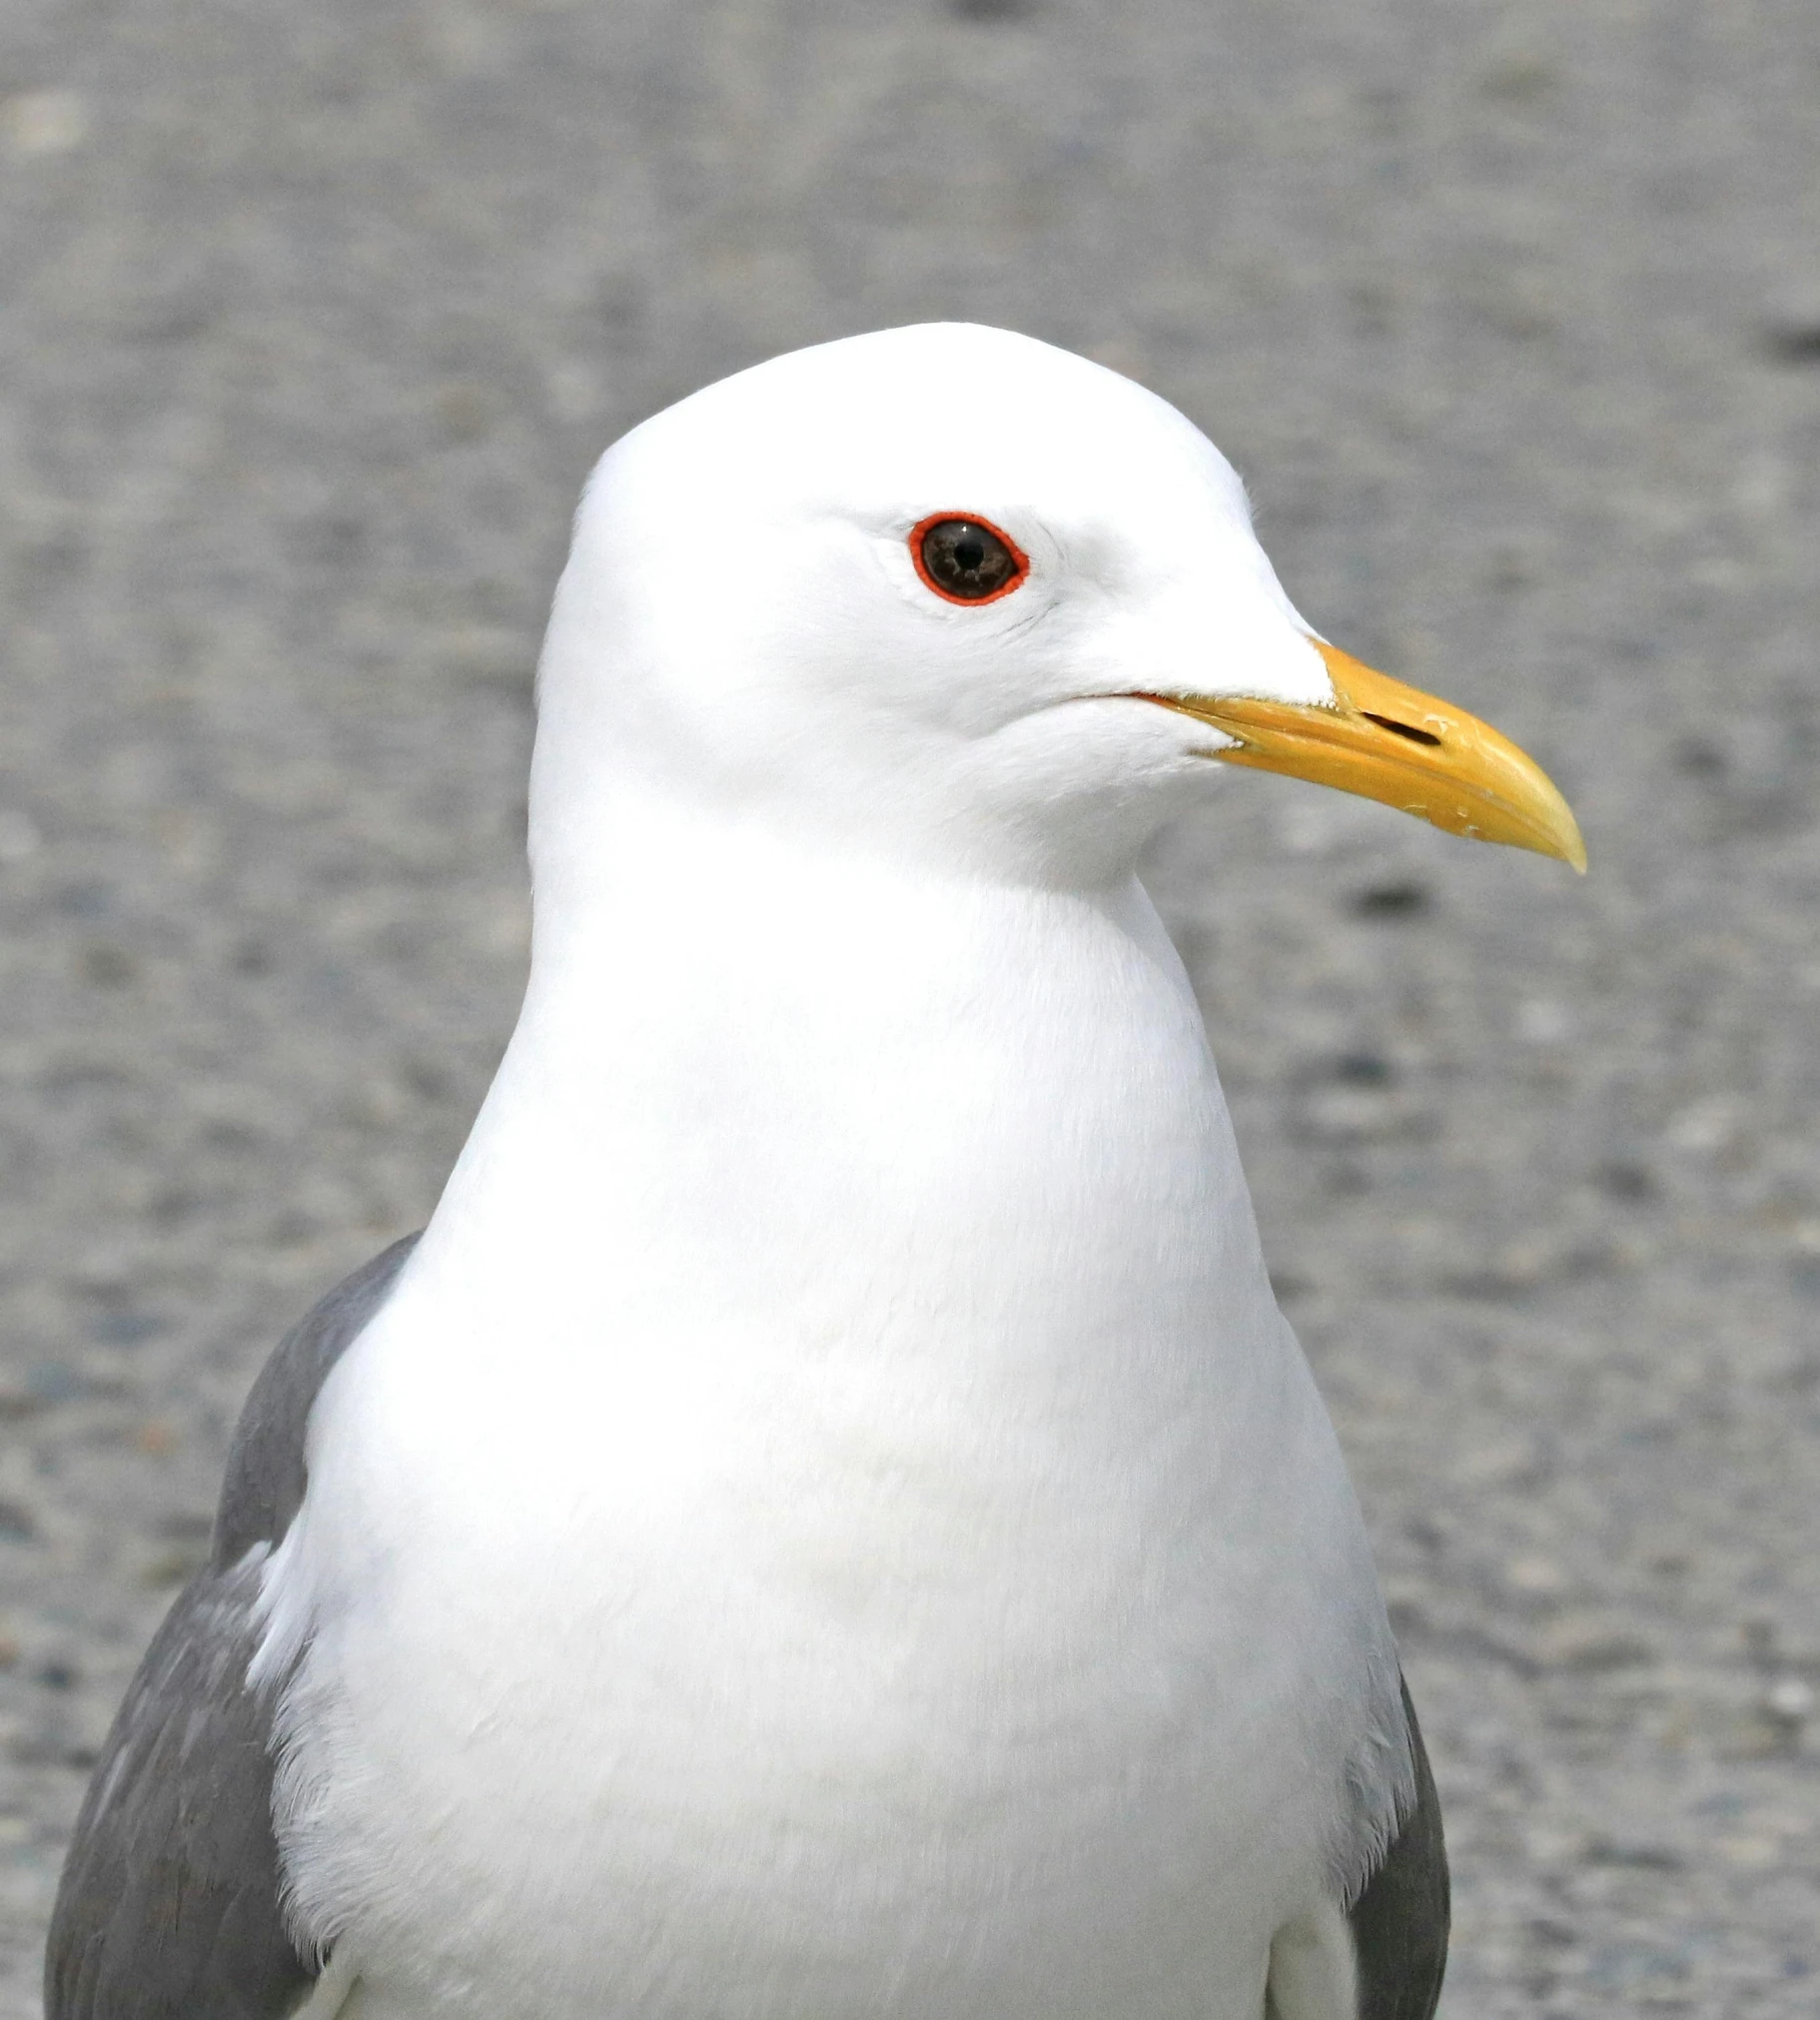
[1547,806,1588,875]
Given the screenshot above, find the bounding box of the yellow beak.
[1148,639,1586,871]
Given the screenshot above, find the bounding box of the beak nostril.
[1362,712,1442,748]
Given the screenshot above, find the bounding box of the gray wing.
[1347,1675,1449,2020]
[45,1233,422,2020]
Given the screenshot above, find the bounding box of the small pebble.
[1,90,88,159]
[1764,1677,1815,1723]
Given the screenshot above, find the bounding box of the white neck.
[407,786,1273,1421]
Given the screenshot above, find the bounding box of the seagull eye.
[911,514,1028,604]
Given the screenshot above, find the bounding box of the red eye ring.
[909,512,1030,605]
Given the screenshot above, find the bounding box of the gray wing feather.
[214,1235,421,1565]
[1347,1675,1449,2020]
[46,1233,422,2020]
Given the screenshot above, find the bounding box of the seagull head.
[534,322,1583,886]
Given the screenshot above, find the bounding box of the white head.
[532,323,1581,894]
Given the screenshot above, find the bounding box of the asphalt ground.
[0,2,1816,2013]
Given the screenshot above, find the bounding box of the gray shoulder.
[214,1232,423,1567]
[45,1233,421,2020]
[1347,1674,1449,2020]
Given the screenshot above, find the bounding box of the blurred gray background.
[1,1,1816,2013]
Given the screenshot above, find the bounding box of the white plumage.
[250,324,1459,2020]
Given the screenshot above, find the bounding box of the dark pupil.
[922,519,1017,598]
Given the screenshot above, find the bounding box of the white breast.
[257,830,1403,2020]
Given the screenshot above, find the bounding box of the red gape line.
[907,511,1031,605]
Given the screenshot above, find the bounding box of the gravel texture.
[1,2,1816,2013]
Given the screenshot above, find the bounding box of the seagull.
[47,323,1582,2020]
